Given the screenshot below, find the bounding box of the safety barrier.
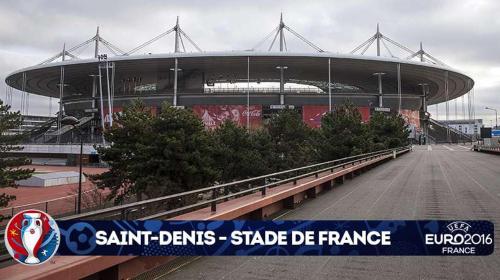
[473,145,500,155]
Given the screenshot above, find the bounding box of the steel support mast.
[279,14,285,105]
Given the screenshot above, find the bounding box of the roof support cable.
[282,31,288,51]
[39,52,64,65]
[39,37,96,64]
[405,50,448,67]
[381,39,395,58]
[351,25,418,58]
[267,28,280,51]
[26,91,30,115]
[381,35,415,55]
[72,42,90,57]
[179,29,203,52]
[422,52,448,67]
[6,85,12,106]
[284,25,324,52]
[405,51,420,60]
[22,72,28,116]
[253,14,324,52]
[461,95,465,120]
[179,32,187,52]
[360,37,376,55]
[251,26,279,51]
[101,43,119,56]
[9,86,13,107]
[3,85,7,107]
[125,28,175,55]
[350,35,376,54]
[39,30,124,64]
[99,37,126,55]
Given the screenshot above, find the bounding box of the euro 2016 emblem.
[4,210,60,265]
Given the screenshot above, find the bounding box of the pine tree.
[317,101,372,161]
[89,101,218,204]
[267,109,315,170]
[0,101,33,220]
[369,112,410,149]
[211,121,275,182]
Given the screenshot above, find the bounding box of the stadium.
[4,16,474,144]
[3,9,500,280]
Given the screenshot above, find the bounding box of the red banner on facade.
[400,109,420,129]
[302,105,329,128]
[192,105,262,129]
[302,106,371,128]
[358,107,371,123]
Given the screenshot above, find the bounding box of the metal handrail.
[0,147,407,221]
[141,150,403,220]
[0,188,100,212]
[59,146,408,221]
[429,118,472,140]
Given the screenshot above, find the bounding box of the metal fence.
[0,188,114,226]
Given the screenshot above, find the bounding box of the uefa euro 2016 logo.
[446,221,471,233]
[4,210,60,265]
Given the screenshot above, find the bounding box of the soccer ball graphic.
[4,210,60,265]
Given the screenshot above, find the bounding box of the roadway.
[157,144,500,280]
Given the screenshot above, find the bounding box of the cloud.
[0,0,498,124]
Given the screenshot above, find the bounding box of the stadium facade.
[4,16,474,144]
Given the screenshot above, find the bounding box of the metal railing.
[57,146,409,222]
[204,87,324,94]
[0,188,115,225]
[429,118,473,142]
[0,146,410,265]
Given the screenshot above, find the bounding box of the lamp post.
[418,83,429,144]
[170,62,182,107]
[276,66,288,105]
[485,107,498,129]
[328,58,332,112]
[247,56,250,130]
[56,82,69,144]
[61,115,83,214]
[372,72,386,107]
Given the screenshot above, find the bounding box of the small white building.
[16,171,86,187]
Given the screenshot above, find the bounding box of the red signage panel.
[358,107,371,123]
[400,109,420,129]
[192,105,262,129]
[303,106,371,128]
[302,105,329,128]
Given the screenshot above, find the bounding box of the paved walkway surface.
[160,144,500,280]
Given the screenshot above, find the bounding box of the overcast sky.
[1,0,499,125]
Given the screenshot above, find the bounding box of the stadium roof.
[4,16,475,106]
[5,51,474,105]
